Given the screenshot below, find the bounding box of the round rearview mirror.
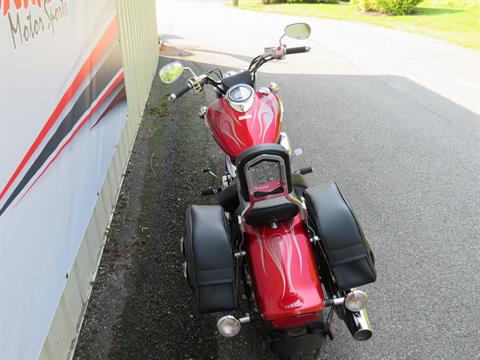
[284,23,311,40]
[159,61,184,84]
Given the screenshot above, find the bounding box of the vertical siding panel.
[71,241,92,302]
[48,298,75,360]
[40,1,159,359]
[62,270,83,322]
[39,340,54,360]
[73,245,93,302]
[119,128,129,163]
[106,167,116,208]
[83,215,100,265]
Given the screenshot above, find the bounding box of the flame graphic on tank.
[205,92,282,159]
[218,113,246,148]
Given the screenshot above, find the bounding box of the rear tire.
[267,321,326,360]
[278,352,318,360]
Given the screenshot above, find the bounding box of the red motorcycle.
[159,23,376,359]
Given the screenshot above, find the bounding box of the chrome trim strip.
[278,132,292,157]
[225,155,236,178]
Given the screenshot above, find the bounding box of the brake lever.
[183,66,198,77]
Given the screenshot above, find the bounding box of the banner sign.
[0,1,127,357]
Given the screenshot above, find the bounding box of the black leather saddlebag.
[304,183,376,290]
[184,205,236,313]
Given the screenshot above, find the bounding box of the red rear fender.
[245,215,325,328]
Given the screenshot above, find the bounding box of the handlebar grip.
[299,166,314,175]
[168,83,192,102]
[285,46,311,55]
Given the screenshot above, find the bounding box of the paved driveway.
[157,1,480,358]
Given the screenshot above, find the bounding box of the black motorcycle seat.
[244,197,298,226]
[219,174,307,213]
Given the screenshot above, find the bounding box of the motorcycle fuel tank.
[245,215,325,328]
[205,90,282,160]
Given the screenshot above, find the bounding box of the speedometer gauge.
[226,84,254,112]
[228,85,253,102]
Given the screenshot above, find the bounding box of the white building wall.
[39,2,159,359]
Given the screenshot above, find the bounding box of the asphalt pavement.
[75,1,480,359]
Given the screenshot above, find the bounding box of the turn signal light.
[344,290,368,312]
[217,315,241,337]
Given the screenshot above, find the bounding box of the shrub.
[352,0,423,15]
[286,0,338,3]
[262,0,337,4]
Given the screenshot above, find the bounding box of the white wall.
[0,1,159,358]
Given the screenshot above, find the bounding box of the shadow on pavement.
[160,34,185,41]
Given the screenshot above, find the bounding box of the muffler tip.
[345,308,373,342]
[353,329,372,341]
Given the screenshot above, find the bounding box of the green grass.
[147,102,169,118]
[235,0,480,49]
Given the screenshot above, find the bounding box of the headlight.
[217,315,241,337]
[344,290,368,312]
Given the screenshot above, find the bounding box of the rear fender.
[245,214,324,328]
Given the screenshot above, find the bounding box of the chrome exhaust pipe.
[344,308,373,341]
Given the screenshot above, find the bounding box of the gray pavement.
[156,0,480,115]
[157,1,480,358]
[75,1,480,359]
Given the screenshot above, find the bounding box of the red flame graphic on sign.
[1,0,54,16]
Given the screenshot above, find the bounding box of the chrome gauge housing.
[226,84,254,113]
